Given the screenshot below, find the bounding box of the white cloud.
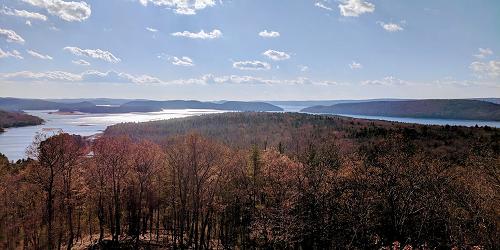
[26,20,32,26]
[174,7,196,15]
[432,77,485,87]
[207,75,340,86]
[349,61,362,69]
[0,48,23,59]
[362,76,410,86]
[171,56,194,67]
[171,29,222,39]
[258,30,280,38]
[360,76,494,88]
[378,21,404,32]
[233,61,271,70]
[80,70,161,84]
[1,70,492,88]
[262,50,290,61]
[299,65,309,72]
[470,61,500,79]
[0,7,47,21]
[72,59,90,66]
[0,70,81,81]
[22,0,91,22]
[315,2,332,11]
[146,27,158,32]
[0,28,25,44]
[0,70,346,86]
[87,71,123,82]
[338,0,375,17]
[139,0,216,15]
[27,49,53,60]
[123,74,163,84]
[63,46,121,63]
[0,70,161,84]
[474,48,493,59]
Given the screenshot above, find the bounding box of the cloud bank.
[64,46,121,63]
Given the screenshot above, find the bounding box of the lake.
[1,108,499,161]
[333,114,500,127]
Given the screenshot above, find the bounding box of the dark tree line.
[0,112,498,249]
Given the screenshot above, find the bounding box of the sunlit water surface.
[334,114,500,128]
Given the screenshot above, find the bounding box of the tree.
[92,136,132,243]
[27,133,86,249]
[128,140,164,244]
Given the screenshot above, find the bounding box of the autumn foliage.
[0,112,498,249]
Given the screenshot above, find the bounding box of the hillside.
[269,98,500,107]
[0,98,283,113]
[0,97,95,111]
[217,101,283,111]
[46,98,137,106]
[302,99,500,121]
[104,112,499,248]
[268,98,410,107]
[3,112,499,249]
[105,112,499,162]
[474,98,500,104]
[121,100,283,112]
[0,110,44,130]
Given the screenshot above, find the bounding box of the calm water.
[0,109,224,161]
[334,114,500,128]
[1,108,499,161]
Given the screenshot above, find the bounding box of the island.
[0,109,44,132]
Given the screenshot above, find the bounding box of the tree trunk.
[46,171,54,250]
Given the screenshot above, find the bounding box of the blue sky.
[0,0,499,100]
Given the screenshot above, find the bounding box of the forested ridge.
[0,112,499,249]
[302,99,500,121]
[0,97,283,113]
[0,110,44,132]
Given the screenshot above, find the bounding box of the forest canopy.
[0,112,498,249]
[0,109,44,131]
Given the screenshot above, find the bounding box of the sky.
[0,0,499,101]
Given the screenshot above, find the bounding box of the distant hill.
[301,99,500,121]
[217,101,284,111]
[270,98,500,108]
[121,100,281,111]
[0,98,283,113]
[0,110,44,131]
[122,100,219,110]
[268,99,410,107]
[105,112,404,147]
[70,100,282,113]
[95,100,283,112]
[0,97,94,111]
[473,98,500,104]
[46,98,138,106]
[104,112,500,152]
